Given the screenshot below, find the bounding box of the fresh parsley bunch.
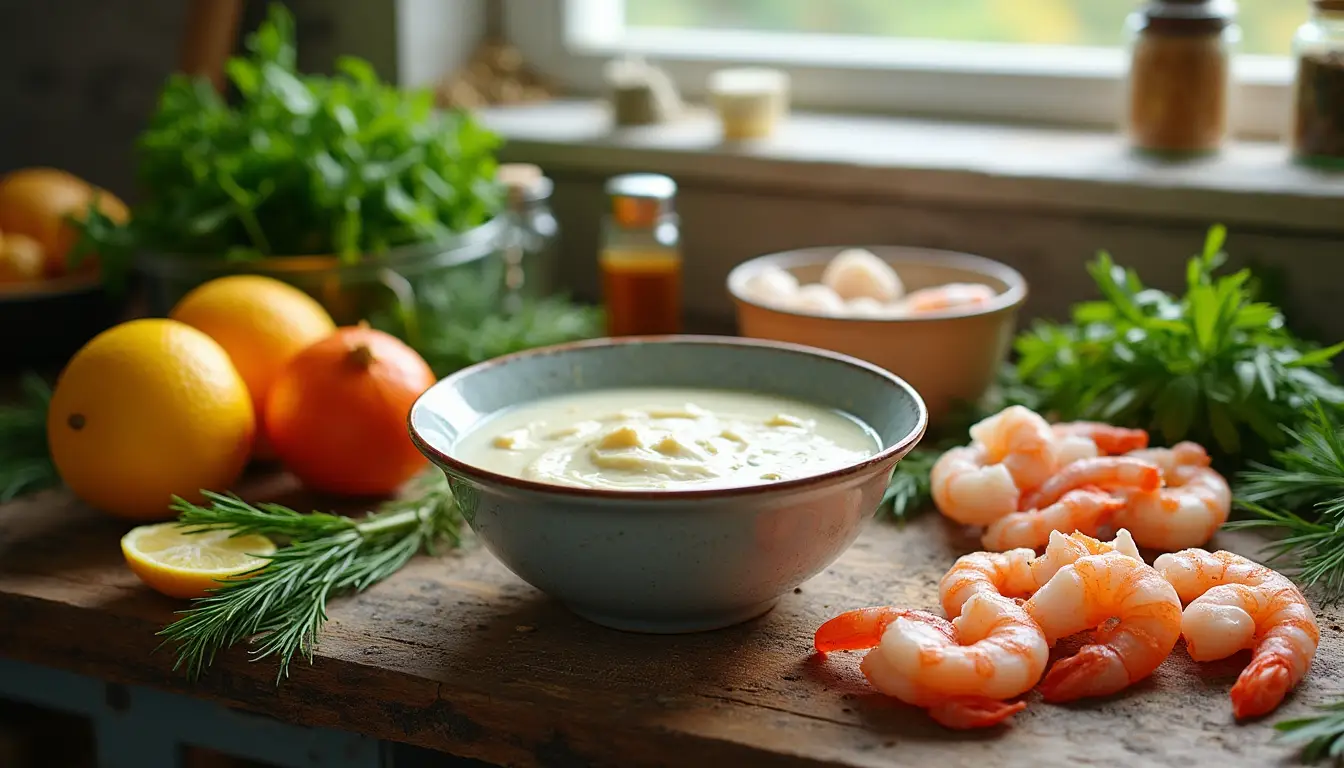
[88,3,502,283]
[1013,225,1344,469]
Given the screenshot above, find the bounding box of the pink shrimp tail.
[1037,644,1133,703]
[1230,654,1294,720]
[814,607,920,653]
[927,697,1027,730]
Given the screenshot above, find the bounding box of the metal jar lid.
[1137,0,1237,33]
[605,173,676,229]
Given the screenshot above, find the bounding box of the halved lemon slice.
[121,522,276,600]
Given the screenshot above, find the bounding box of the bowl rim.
[408,334,929,501]
[726,245,1028,323]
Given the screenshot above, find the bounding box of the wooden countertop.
[0,473,1340,768]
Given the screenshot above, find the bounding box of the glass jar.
[1292,0,1344,167]
[598,174,681,337]
[498,163,560,301]
[1124,0,1240,156]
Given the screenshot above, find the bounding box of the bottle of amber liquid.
[599,174,682,336]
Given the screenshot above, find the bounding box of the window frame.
[502,0,1294,139]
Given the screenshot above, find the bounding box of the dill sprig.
[1226,402,1344,601]
[882,448,939,520]
[1275,701,1344,764]
[0,373,61,502]
[157,471,462,681]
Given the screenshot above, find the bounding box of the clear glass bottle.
[498,163,560,301]
[1124,0,1240,157]
[1292,0,1344,167]
[599,174,681,337]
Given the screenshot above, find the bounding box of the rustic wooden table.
[0,472,1340,768]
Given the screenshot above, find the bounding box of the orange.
[47,318,256,520]
[0,232,45,284]
[0,167,128,277]
[169,275,336,458]
[265,324,436,496]
[121,521,276,600]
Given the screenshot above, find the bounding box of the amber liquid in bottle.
[600,247,682,336]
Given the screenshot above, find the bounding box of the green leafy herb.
[1274,701,1344,764]
[81,3,502,287]
[1014,225,1344,470]
[1227,402,1344,601]
[158,471,461,681]
[883,447,939,520]
[0,374,61,502]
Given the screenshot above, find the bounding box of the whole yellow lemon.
[169,275,336,419]
[47,318,256,520]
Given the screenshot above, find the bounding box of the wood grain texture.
[0,474,1340,768]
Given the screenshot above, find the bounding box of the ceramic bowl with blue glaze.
[408,335,927,634]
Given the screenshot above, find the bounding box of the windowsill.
[479,99,1344,235]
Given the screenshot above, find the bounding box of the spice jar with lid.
[599,174,681,337]
[498,163,560,300]
[1124,0,1240,156]
[1292,1,1344,167]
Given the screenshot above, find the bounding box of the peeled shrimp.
[1051,422,1149,456]
[941,528,1142,618]
[1023,550,1182,702]
[931,406,1061,525]
[930,445,1019,526]
[968,405,1061,495]
[1124,441,1210,475]
[980,488,1126,552]
[1153,549,1319,719]
[1018,456,1161,512]
[814,594,1048,729]
[1114,464,1231,551]
[899,283,997,314]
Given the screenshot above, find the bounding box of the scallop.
[789,284,845,316]
[741,266,800,308]
[821,248,904,302]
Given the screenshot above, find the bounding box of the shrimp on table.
[931,406,1059,526]
[1124,441,1211,475]
[1052,422,1150,457]
[899,283,998,315]
[1030,528,1142,587]
[1018,456,1161,512]
[1114,464,1231,551]
[942,528,1142,618]
[1023,550,1182,702]
[1153,549,1319,719]
[814,593,1049,729]
[980,489,1126,552]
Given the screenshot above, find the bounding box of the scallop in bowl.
[727,246,1027,427]
[409,335,927,634]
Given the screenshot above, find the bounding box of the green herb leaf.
[0,374,61,502]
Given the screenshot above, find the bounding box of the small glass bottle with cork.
[1124,0,1240,157]
[599,174,682,337]
[1292,0,1344,168]
[497,163,560,302]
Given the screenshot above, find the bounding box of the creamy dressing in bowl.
[452,388,879,491]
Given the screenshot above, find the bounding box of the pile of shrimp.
[814,531,1319,730]
[930,404,1233,553]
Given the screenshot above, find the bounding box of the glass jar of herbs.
[1124,0,1240,157]
[1292,0,1344,168]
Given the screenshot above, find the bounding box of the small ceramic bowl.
[409,335,927,634]
[727,246,1027,427]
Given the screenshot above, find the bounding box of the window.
[504,0,1300,138]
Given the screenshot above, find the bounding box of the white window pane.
[621,0,1304,57]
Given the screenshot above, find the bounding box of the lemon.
[121,522,276,599]
[169,275,336,417]
[47,318,256,520]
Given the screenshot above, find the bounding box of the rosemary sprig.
[1275,701,1344,764]
[0,373,61,502]
[1226,402,1344,601]
[157,471,462,681]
